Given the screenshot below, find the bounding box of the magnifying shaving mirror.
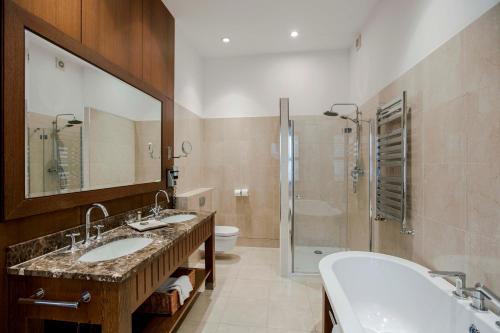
[174,140,192,158]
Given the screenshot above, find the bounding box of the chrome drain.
[314,250,323,255]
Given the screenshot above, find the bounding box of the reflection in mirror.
[25,30,162,198]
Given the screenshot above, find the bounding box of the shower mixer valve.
[351,166,364,178]
[351,166,364,193]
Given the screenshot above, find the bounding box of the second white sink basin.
[79,237,153,262]
[161,214,196,224]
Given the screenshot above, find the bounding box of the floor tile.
[267,299,315,331]
[177,321,219,333]
[220,297,269,326]
[178,247,323,333]
[184,294,228,323]
[230,279,271,300]
[217,323,267,333]
[268,280,309,301]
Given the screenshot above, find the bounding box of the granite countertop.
[7,210,214,283]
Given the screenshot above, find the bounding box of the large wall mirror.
[25,30,162,198]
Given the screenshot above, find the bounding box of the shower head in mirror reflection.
[53,113,83,132]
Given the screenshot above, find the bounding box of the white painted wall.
[174,29,204,116]
[82,68,160,121]
[203,50,351,118]
[350,0,499,104]
[26,33,85,120]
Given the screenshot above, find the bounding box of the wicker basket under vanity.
[138,268,196,315]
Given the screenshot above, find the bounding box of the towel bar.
[18,288,91,309]
[376,91,414,235]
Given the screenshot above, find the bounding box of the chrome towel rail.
[18,288,91,309]
[376,91,414,235]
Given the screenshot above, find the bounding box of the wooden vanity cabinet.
[8,215,216,333]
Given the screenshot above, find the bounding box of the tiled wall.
[86,108,136,187]
[202,117,280,246]
[135,120,162,183]
[174,103,203,194]
[348,4,500,294]
[174,106,281,246]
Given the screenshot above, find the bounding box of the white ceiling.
[163,0,380,57]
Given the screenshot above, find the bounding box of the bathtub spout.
[429,270,467,299]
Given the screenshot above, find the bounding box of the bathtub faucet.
[429,270,467,299]
[463,284,500,315]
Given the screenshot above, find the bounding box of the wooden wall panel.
[13,0,82,41]
[82,0,143,79]
[1,1,175,331]
[142,0,175,98]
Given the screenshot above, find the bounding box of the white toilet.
[176,188,240,253]
[214,226,239,253]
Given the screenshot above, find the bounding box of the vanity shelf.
[8,212,216,333]
[133,268,211,333]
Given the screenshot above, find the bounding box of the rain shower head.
[53,113,82,127]
[323,110,339,117]
[324,103,361,123]
[67,118,82,125]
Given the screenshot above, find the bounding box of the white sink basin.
[78,237,153,262]
[161,214,196,224]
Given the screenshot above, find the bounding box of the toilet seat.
[215,226,239,237]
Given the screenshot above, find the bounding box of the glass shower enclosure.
[279,98,372,275]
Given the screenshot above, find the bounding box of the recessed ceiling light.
[221,37,231,44]
[290,31,299,38]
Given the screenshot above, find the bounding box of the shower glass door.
[290,116,349,273]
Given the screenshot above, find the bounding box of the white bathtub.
[319,251,499,333]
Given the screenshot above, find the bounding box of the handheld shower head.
[340,115,359,124]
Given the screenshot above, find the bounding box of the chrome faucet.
[84,203,109,246]
[463,284,500,316]
[152,190,170,217]
[429,271,467,299]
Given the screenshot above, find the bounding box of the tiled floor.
[178,246,323,333]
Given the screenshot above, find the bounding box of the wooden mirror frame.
[2,1,173,220]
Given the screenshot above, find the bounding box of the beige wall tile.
[349,4,500,294]
[466,232,500,294]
